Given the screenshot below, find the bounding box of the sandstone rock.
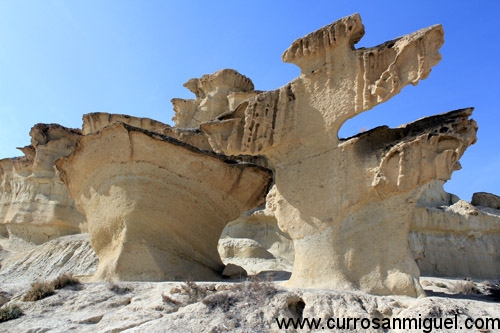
[219,238,275,261]
[219,181,500,281]
[82,112,213,151]
[221,263,248,278]
[0,233,97,283]
[198,13,477,296]
[0,124,85,246]
[172,69,257,128]
[415,180,460,207]
[218,201,294,275]
[471,192,500,210]
[56,122,272,281]
[0,12,491,304]
[410,183,500,279]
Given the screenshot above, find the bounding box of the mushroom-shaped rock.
[198,14,477,296]
[0,124,84,245]
[56,122,272,281]
[265,108,476,297]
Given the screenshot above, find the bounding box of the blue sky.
[0,1,498,201]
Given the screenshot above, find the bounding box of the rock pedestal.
[57,122,272,281]
[0,13,488,296]
[198,13,477,296]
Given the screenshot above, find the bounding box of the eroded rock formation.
[172,69,259,128]
[82,112,213,151]
[0,13,495,299]
[218,199,294,275]
[56,121,272,281]
[410,182,500,278]
[197,13,477,296]
[220,180,500,280]
[0,124,85,246]
[0,234,97,283]
[471,192,500,210]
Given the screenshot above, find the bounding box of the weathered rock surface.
[220,181,500,281]
[218,200,294,275]
[82,112,213,151]
[410,182,500,278]
[471,192,500,210]
[221,263,248,278]
[172,69,258,128]
[57,122,273,281]
[0,234,97,283]
[1,278,499,332]
[198,13,477,296]
[0,124,85,246]
[0,12,494,314]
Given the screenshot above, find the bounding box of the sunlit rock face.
[172,69,259,129]
[410,182,500,279]
[57,122,272,281]
[0,124,85,246]
[197,13,478,296]
[0,12,488,298]
[82,112,213,151]
[218,181,500,282]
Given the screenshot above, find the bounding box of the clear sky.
[0,1,498,201]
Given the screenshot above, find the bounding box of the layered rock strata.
[82,112,213,151]
[0,124,85,246]
[198,13,477,296]
[0,234,97,283]
[0,12,491,296]
[56,122,272,281]
[410,182,500,278]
